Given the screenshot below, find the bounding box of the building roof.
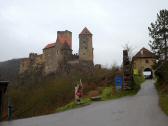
[43,42,56,49]
[79,27,92,35]
[133,47,155,59]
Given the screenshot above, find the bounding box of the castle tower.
[57,30,72,49]
[79,27,93,64]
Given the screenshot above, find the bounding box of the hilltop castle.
[19,27,94,75]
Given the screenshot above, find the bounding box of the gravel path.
[1,80,168,126]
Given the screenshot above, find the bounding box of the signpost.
[115,76,123,90]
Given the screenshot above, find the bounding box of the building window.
[83,53,85,55]
[145,59,149,63]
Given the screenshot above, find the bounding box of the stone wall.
[79,34,93,64]
[43,42,73,75]
[19,58,31,74]
[19,28,94,75]
[19,54,44,74]
[57,30,72,49]
[133,58,155,75]
[34,54,44,65]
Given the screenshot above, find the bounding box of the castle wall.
[43,43,65,75]
[34,54,44,65]
[19,58,31,74]
[19,54,44,74]
[19,28,93,75]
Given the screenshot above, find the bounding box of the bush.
[88,90,100,97]
[132,75,144,91]
[101,87,113,100]
[133,75,144,85]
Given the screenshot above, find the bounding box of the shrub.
[133,75,144,85]
[101,87,113,100]
[88,90,100,97]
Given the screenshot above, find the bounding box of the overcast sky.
[0,0,168,66]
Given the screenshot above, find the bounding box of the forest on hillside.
[0,59,21,82]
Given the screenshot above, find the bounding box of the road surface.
[1,80,168,126]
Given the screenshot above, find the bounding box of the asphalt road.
[1,80,168,126]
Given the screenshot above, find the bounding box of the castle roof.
[79,27,92,35]
[133,47,155,59]
[43,42,56,49]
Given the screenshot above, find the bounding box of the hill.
[0,59,21,82]
[0,58,141,120]
[6,67,119,119]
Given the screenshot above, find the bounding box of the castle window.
[85,47,87,49]
[83,53,85,55]
[145,59,149,63]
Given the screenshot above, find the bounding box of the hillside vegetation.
[155,62,168,115]
[7,67,120,119]
[0,59,141,120]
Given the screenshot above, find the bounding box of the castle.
[19,27,94,75]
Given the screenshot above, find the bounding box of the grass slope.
[7,68,118,119]
[55,75,143,113]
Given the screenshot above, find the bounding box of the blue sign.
[115,76,123,90]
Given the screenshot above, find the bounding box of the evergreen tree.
[148,9,168,61]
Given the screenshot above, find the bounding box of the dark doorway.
[143,68,153,79]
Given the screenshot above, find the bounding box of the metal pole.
[8,97,13,120]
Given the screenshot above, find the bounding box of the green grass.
[56,98,91,112]
[133,75,145,85]
[56,84,141,113]
[100,75,144,101]
[101,86,139,101]
[101,87,113,100]
[56,75,145,113]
